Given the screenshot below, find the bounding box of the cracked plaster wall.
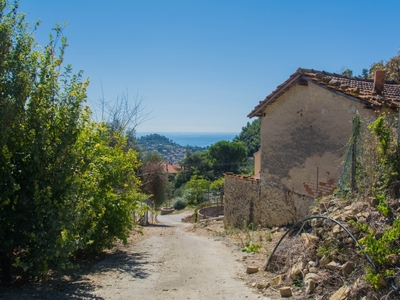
[260,82,375,197]
[224,82,377,228]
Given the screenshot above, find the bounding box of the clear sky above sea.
[17,0,400,133]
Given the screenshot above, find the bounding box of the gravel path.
[1,213,273,300]
[85,213,271,300]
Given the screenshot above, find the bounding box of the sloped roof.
[248,68,400,118]
[162,162,181,174]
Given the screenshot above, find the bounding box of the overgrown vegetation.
[282,114,400,298]
[0,1,147,282]
[347,115,400,292]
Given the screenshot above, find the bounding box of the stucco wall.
[260,82,376,197]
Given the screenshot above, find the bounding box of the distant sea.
[136,132,239,148]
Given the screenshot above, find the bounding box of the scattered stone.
[311,219,324,228]
[304,272,320,282]
[319,256,329,267]
[315,227,324,237]
[341,261,354,276]
[305,279,316,294]
[279,286,292,297]
[329,285,350,300]
[358,216,367,223]
[290,261,304,279]
[352,278,361,289]
[270,275,284,286]
[307,261,316,267]
[301,233,319,246]
[326,261,341,270]
[344,237,354,245]
[311,206,320,215]
[256,281,269,289]
[358,211,370,221]
[309,267,318,273]
[332,225,341,234]
[271,227,279,233]
[246,266,259,274]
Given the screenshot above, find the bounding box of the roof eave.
[248,71,302,118]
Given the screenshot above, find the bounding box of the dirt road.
[84,213,271,300]
[1,213,273,299]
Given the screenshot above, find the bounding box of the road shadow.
[61,249,154,299]
[91,249,151,278]
[0,249,153,300]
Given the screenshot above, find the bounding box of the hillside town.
[137,133,206,163]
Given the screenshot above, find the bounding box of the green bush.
[173,198,187,210]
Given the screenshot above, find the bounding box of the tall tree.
[182,175,210,205]
[341,69,353,77]
[368,53,400,82]
[140,152,168,208]
[207,140,247,175]
[233,118,261,157]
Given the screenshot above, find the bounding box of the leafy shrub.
[242,241,260,253]
[173,198,187,210]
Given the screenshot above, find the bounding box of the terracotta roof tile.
[248,68,400,118]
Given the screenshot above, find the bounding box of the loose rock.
[246,266,259,274]
[279,286,292,297]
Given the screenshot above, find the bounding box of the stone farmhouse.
[224,68,400,228]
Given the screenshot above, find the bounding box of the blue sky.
[18,0,400,133]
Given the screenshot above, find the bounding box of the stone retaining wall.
[223,173,314,228]
[223,174,260,228]
[198,206,224,220]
